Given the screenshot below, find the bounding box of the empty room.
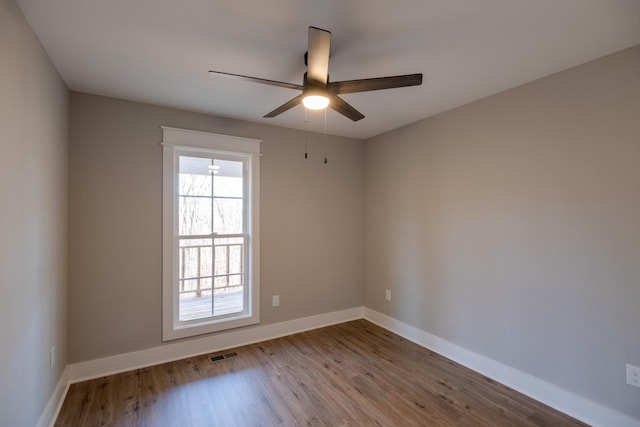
[2,0,640,426]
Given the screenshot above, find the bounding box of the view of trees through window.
[177,155,245,321]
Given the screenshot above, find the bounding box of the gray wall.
[21,8,635,421]
[0,1,69,426]
[364,45,640,419]
[68,93,364,362]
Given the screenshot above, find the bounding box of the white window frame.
[162,126,260,341]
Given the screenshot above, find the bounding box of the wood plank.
[55,320,588,426]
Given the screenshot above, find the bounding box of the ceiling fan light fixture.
[302,94,329,110]
[210,27,422,121]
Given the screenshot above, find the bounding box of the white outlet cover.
[272,295,280,307]
[385,290,391,301]
[627,364,640,388]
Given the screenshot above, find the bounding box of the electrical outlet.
[50,347,55,369]
[272,295,280,307]
[385,289,391,301]
[627,364,640,388]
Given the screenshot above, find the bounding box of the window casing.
[162,127,260,341]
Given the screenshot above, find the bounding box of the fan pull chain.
[323,109,328,164]
[304,109,309,159]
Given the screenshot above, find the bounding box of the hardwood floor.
[55,320,587,426]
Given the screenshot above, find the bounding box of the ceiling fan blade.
[263,94,304,118]
[328,73,423,94]
[209,70,303,91]
[329,95,365,122]
[306,27,331,86]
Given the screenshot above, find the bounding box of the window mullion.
[210,160,215,317]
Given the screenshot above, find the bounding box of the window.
[162,127,260,341]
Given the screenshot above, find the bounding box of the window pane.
[179,156,212,197]
[229,245,242,274]
[179,235,245,321]
[199,246,213,278]
[179,277,212,295]
[213,198,243,234]
[213,160,243,198]
[179,246,199,279]
[214,245,228,276]
[214,237,244,277]
[179,278,212,321]
[214,275,228,289]
[179,239,213,280]
[213,288,243,317]
[179,196,212,235]
[229,274,243,286]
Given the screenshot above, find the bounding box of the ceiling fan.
[209,26,423,122]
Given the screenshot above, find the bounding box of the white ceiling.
[16,0,640,139]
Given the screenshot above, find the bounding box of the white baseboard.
[67,306,364,383]
[46,306,638,427]
[363,307,640,427]
[36,366,69,427]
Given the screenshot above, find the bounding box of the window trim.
[162,126,261,341]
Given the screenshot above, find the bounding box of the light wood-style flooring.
[55,320,587,426]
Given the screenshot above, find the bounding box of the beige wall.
[0,1,69,425]
[364,45,640,419]
[68,93,364,362]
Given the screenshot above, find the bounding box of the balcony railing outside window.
[178,236,245,321]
